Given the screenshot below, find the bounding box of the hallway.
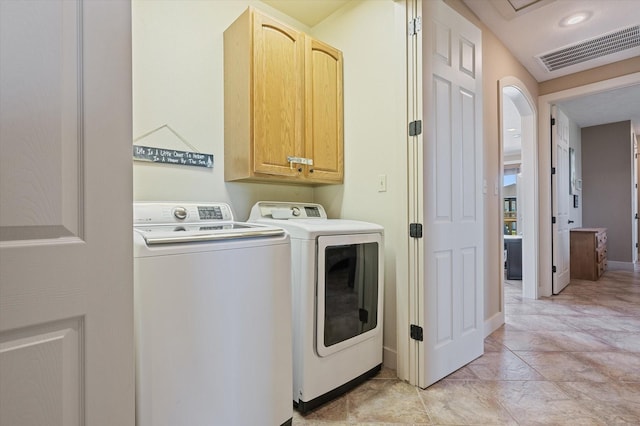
[293,266,640,425]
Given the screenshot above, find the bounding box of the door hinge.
[552,216,556,224]
[409,120,422,136]
[551,117,556,126]
[410,324,423,341]
[408,16,422,36]
[409,223,423,238]
[551,167,556,175]
[552,265,557,273]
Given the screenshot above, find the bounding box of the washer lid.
[134,222,284,245]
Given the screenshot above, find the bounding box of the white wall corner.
[383,346,397,371]
[484,311,505,338]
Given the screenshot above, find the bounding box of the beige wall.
[445,0,538,327]
[540,57,640,96]
[310,0,407,368]
[132,0,325,218]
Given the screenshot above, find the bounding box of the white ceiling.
[557,84,640,132]
[462,0,640,82]
[462,0,640,134]
[262,0,640,134]
[261,0,351,27]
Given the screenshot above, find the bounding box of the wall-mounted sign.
[133,145,213,168]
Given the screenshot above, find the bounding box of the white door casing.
[552,106,571,294]
[499,80,539,302]
[0,1,133,425]
[632,135,638,263]
[538,73,640,297]
[409,0,484,387]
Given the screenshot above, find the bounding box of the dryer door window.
[316,233,383,358]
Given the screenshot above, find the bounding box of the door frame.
[498,77,538,302]
[538,71,640,296]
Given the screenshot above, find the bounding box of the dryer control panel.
[250,202,328,220]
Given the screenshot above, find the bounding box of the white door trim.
[538,71,640,296]
[498,77,539,305]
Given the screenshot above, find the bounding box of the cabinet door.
[305,38,344,183]
[253,12,304,177]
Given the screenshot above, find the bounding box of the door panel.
[253,12,304,176]
[415,0,484,387]
[0,1,133,425]
[552,107,571,294]
[0,0,80,241]
[0,318,82,426]
[305,38,344,182]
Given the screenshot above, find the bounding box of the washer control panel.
[134,202,234,225]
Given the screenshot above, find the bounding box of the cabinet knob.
[297,167,302,172]
[309,169,314,173]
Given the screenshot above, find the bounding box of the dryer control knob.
[291,207,301,217]
[173,206,188,220]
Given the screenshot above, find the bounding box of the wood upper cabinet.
[305,37,344,183]
[224,7,343,184]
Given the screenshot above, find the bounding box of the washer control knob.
[173,206,188,220]
[291,207,301,217]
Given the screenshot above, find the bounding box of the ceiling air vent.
[537,25,640,72]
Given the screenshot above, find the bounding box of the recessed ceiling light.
[507,128,517,132]
[560,12,592,27]
[514,134,521,138]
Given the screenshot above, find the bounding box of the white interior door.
[552,106,571,294]
[0,2,133,425]
[409,0,484,388]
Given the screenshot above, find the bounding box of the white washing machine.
[249,201,384,413]
[134,202,293,426]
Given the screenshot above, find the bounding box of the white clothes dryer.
[249,201,384,413]
[134,202,293,426]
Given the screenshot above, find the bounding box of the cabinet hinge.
[410,324,423,341]
[552,265,557,273]
[408,16,422,36]
[551,167,556,175]
[409,223,423,238]
[409,120,422,136]
[552,216,556,224]
[551,117,556,126]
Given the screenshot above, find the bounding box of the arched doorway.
[499,78,538,302]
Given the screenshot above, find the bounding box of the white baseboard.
[484,311,505,338]
[382,346,397,370]
[607,261,635,271]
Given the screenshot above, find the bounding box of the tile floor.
[292,265,640,425]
